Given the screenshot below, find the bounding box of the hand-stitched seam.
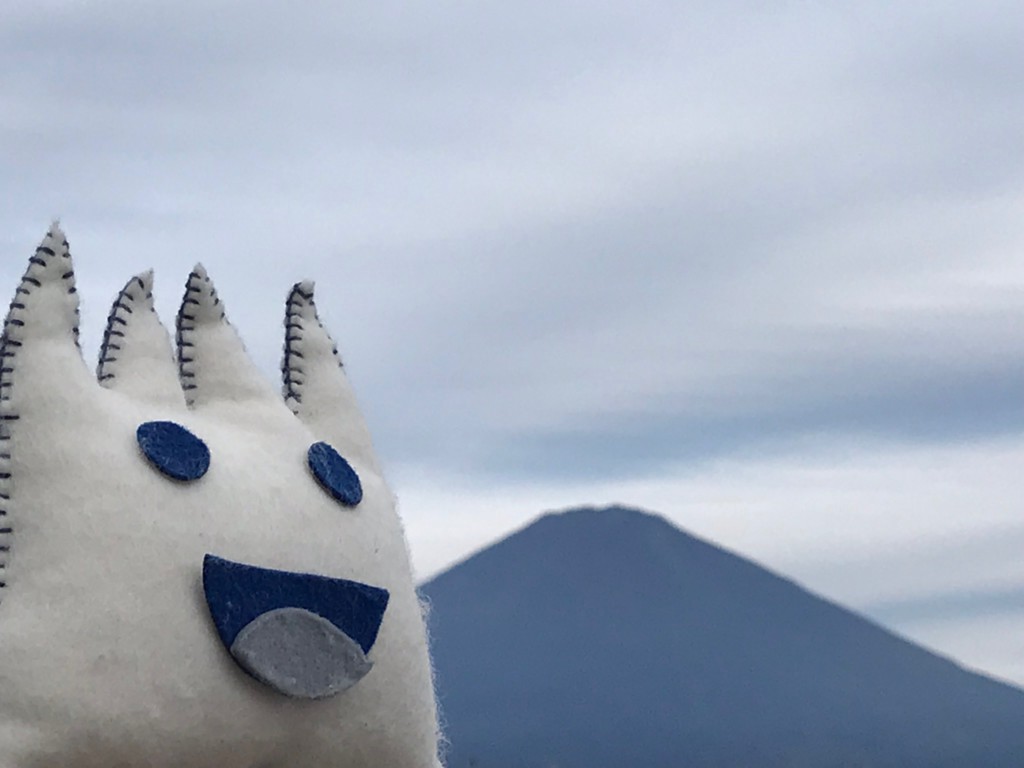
[282,284,307,410]
[97,277,143,385]
[176,271,226,406]
[176,272,203,406]
[58,234,81,347]
[281,284,347,416]
[0,235,75,595]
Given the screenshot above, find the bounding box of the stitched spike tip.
[181,265,225,325]
[97,271,183,407]
[98,271,155,383]
[176,266,279,409]
[282,281,332,407]
[3,224,81,347]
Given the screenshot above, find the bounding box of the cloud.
[884,612,1024,688]
[869,586,1024,624]
[2,0,1023,683]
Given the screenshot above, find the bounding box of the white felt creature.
[0,225,442,767]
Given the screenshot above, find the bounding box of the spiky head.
[0,226,441,767]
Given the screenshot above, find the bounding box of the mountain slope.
[420,505,1024,767]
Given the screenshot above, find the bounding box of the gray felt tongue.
[229,607,373,699]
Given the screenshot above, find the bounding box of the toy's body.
[0,227,442,767]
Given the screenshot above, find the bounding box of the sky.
[3,2,1024,685]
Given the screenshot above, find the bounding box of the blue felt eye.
[136,421,210,482]
[308,441,362,507]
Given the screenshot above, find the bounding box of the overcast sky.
[3,1,1024,685]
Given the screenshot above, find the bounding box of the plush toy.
[0,225,442,767]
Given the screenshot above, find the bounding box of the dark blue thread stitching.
[97,279,141,385]
[175,271,225,405]
[281,283,346,415]
[176,272,202,406]
[0,231,80,592]
[281,284,310,408]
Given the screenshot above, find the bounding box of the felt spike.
[97,271,185,407]
[282,281,381,474]
[176,265,279,408]
[2,223,82,350]
[0,225,90,553]
[0,224,88,411]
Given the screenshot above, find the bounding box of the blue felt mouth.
[202,554,389,697]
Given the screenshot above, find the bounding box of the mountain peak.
[422,505,1024,768]
[534,503,681,534]
[539,503,662,520]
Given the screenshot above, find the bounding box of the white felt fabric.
[0,226,442,767]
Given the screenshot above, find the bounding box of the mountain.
[420,505,1024,767]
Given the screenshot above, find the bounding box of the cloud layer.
[3,1,1023,681]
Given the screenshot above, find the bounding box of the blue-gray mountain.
[420,506,1024,767]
